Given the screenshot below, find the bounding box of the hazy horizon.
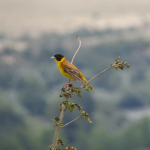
[1,0,150,37]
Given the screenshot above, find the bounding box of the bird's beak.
[50,56,55,59]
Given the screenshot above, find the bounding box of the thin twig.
[51,104,66,150]
[87,64,115,84]
[62,116,81,128]
[71,36,81,64]
[79,64,115,89]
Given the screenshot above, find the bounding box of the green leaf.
[57,139,65,146]
[68,105,75,112]
[52,117,59,123]
[81,111,92,123]
[65,146,76,150]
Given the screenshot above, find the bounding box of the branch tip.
[71,36,81,64]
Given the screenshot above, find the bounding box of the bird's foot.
[63,79,76,90]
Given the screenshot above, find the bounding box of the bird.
[51,54,93,90]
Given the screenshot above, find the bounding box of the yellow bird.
[51,54,93,89]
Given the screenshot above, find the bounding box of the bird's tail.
[82,78,94,90]
[86,82,94,90]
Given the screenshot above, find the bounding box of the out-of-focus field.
[1,1,150,150]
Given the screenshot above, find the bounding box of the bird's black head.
[54,54,64,61]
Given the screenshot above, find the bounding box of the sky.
[0,0,150,36]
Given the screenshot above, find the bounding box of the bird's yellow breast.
[54,57,74,79]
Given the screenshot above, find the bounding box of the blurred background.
[1,0,150,150]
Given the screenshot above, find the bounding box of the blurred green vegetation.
[0,27,150,150]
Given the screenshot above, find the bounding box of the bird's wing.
[63,60,84,82]
[64,66,83,81]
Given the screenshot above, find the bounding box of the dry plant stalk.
[71,36,81,64]
[50,36,130,150]
[50,36,82,150]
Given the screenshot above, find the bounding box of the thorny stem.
[62,116,81,127]
[51,104,66,150]
[71,36,81,64]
